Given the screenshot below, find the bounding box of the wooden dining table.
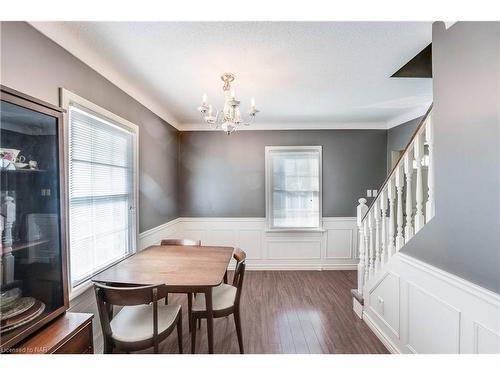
[92,244,234,354]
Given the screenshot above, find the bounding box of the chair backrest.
[160,238,201,246]
[232,248,246,307]
[94,283,167,349]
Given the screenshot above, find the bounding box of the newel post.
[356,198,368,294]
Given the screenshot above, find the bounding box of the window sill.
[265,228,326,233]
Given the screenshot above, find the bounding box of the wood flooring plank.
[69,270,388,354]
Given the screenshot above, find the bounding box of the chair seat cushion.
[110,304,181,343]
[192,283,237,312]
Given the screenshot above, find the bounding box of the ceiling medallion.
[197,73,259,135]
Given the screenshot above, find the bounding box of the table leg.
[205,288,214,354]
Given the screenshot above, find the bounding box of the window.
[63,90,138,289]
[265,146,322,230]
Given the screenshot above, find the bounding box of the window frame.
[265,145,323,232]
[61,89,139,299]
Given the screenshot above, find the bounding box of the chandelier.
[197,73,259,135]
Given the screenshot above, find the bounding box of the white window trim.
[60,88,139,300]
[265,145,323,232]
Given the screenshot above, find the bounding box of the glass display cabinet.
[0,86,68,351]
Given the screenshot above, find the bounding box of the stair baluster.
[414,129,425,232]
[380,188,388,267]
[387,176,396,258]
[363,218,370,284]
[395,164,405,251]
[425,116,435,223]
[368,210,375,279]
[374,199,382,272]
[404,148,414,243]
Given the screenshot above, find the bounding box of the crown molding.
[385,105,431,129]
[29,21,181,130]
[178,121,389,132]
[29,22,428,133]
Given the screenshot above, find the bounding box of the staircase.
[351,105,500,354]
[355,105,434,301]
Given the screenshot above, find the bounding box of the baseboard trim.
[363,310,401,354]
[244,263,357,271]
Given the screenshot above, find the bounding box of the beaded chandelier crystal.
[197,73,259,135]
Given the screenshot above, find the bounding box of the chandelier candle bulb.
[251,97,255,108]
[202,93,207,105]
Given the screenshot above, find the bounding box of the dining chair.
[159,238,208,330]
[94,282,183,354]
[189,248,246,354]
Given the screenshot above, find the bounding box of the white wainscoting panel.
[368,272,400,339]
[326,229,354,259]
[267,238,322,259]
[406,282,461,353]
[473,322,500,354]
[362,252,500,354]
[154,217,359,270]
[237,229,263,260]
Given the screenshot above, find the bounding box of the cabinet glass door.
[1,96,66,349]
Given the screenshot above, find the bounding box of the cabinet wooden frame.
[0,85,69,352]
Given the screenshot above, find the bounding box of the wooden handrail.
[361,103,433,222]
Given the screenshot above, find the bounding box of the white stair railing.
[356,106,434,293]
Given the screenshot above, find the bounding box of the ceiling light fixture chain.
[197,72,259,135]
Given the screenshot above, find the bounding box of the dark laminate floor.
[70,270,388,354]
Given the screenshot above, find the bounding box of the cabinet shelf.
[0,169,46,174]
[1,239,50,255]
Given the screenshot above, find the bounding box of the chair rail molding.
[138,218,182,250]
[139,217,359,270]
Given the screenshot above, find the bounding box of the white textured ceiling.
[32,22,433,130]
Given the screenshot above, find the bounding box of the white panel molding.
[361,253,500,354]
[174,217,358,270]
[267,239,322,260]
[473,321,500,354]
[326,229,354,259]
[237,229,263,260]
[406,281,461,354]
[368,272,401,339]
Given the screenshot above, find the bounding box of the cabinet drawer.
[53,323,93,354]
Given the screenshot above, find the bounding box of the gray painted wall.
[386,117,422,172]
[179,130,387,217]
[401,22,500,293]
[0,22,179,232]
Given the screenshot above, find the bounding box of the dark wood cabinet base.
[12,312,94,354]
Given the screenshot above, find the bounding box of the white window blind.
[266,146,322,229]
[68,105,137,287]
